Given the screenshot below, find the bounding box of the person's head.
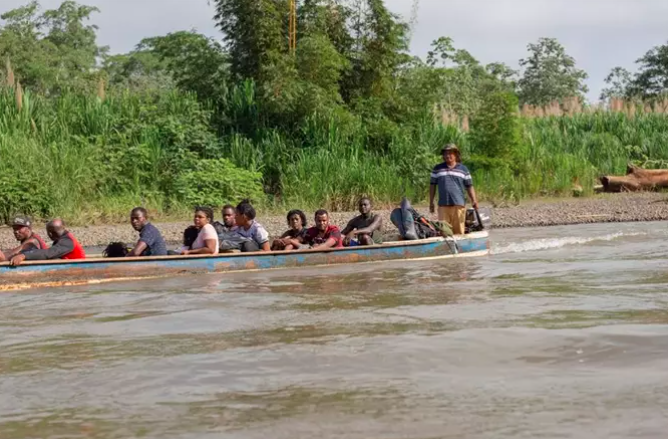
[314,209,330,232]
[287,209,307,231]
[11,215,33,242]
[235,200,256,227]
[441,144,461,165]
[193,206,214,229]
[103,242,129,258]
[222,204,236,228]
[358,197,372,216]
[183,225,200,248]
[130,207,149,232]
[46,218,67,241]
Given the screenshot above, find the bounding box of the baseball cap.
[441,144,460,154]
[11,215,32,228]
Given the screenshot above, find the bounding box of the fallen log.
[601,165,668,192]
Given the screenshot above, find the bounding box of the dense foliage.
[2,0,668,224]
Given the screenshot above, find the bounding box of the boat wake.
[492,232,646,255]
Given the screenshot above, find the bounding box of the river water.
[2,222,668,438]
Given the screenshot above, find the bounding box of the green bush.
[0,176,54,224]
[174,158,265,208]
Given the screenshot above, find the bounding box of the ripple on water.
[2,221,668,438]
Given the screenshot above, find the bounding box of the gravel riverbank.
[1,192,668,249]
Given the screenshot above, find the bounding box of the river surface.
[2,222,668,439]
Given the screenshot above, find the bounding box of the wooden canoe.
[0,232,489,291]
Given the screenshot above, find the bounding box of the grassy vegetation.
[4,0,668,225]
[4,79,668,225]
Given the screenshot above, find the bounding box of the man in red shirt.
[299,209,343,249]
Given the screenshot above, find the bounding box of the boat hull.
[0,232,489,291]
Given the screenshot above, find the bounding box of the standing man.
[10,218,85,265]
[128,207,167,257]
[341,197,383,246]
[429,144,478,235]
[0,216,48,262]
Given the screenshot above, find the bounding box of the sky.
[3,0,668,102]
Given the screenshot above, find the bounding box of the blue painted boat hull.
[0,232,489,290]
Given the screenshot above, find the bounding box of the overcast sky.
[3,0,668,102]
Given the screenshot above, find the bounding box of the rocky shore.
[1,192,668,249]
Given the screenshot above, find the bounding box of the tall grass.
[4,80,668,224]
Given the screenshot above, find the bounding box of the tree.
[469,91,521,161]
[0,0,104,93]
[517,37,588,106]
[627,42,668,99]
[138,32,229,100]
[213,0,286,82]
[600,66,632,102]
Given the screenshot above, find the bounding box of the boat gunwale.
[0,231,489,268]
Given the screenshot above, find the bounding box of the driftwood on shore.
[600,165,668,192]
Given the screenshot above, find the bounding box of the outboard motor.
[465,207,492,233]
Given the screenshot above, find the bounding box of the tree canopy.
[517,37,588,106]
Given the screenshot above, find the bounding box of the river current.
[2,222,668,438]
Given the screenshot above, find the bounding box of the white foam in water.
[492,232,645,255]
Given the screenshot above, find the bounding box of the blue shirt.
[236,221,270,247]
[139,223,167,256]
[430,162,473,207]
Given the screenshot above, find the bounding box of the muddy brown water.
[2,222,668,438]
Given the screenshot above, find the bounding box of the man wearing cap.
[0,216,48,262]
[429,144,478,235]
[9,218,85,266]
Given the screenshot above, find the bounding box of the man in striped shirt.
[429,144,478,235]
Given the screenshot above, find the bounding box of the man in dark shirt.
[0,216,48,262]
[128,207,167,257]
[10,219,85,265]
[299,210,343,249]
[341,197,383,246]
[429,144,478,235]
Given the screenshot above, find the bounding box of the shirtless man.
[341,197,383,246]
[0,216,48,262]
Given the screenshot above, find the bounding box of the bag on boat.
[213,222,253,251]
[391,198,452,240]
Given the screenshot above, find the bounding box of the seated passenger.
[234,200,270,252]
[168,225,199,255]
[271,210,308,251]
[341,197,383,246]
[10,218,85,265]
[181,207,219,255]
[298,209,343,249]
[104,242,130,258]
[128,207,167,257]
[0,216,48,262]
[213,205,237,234]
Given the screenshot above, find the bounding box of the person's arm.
[429,184,437,214]
[128,240,148,257]
[350,215,383,236]
[467,186,479,209]
[283,238,302,248]
[17,236,74,262]
[313,237,337,249]
[254,226,271,252]
[341,219,355,237]
[3,241,38,260]
[184,239,217,255]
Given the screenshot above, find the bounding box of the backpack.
[391,198,453,240]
